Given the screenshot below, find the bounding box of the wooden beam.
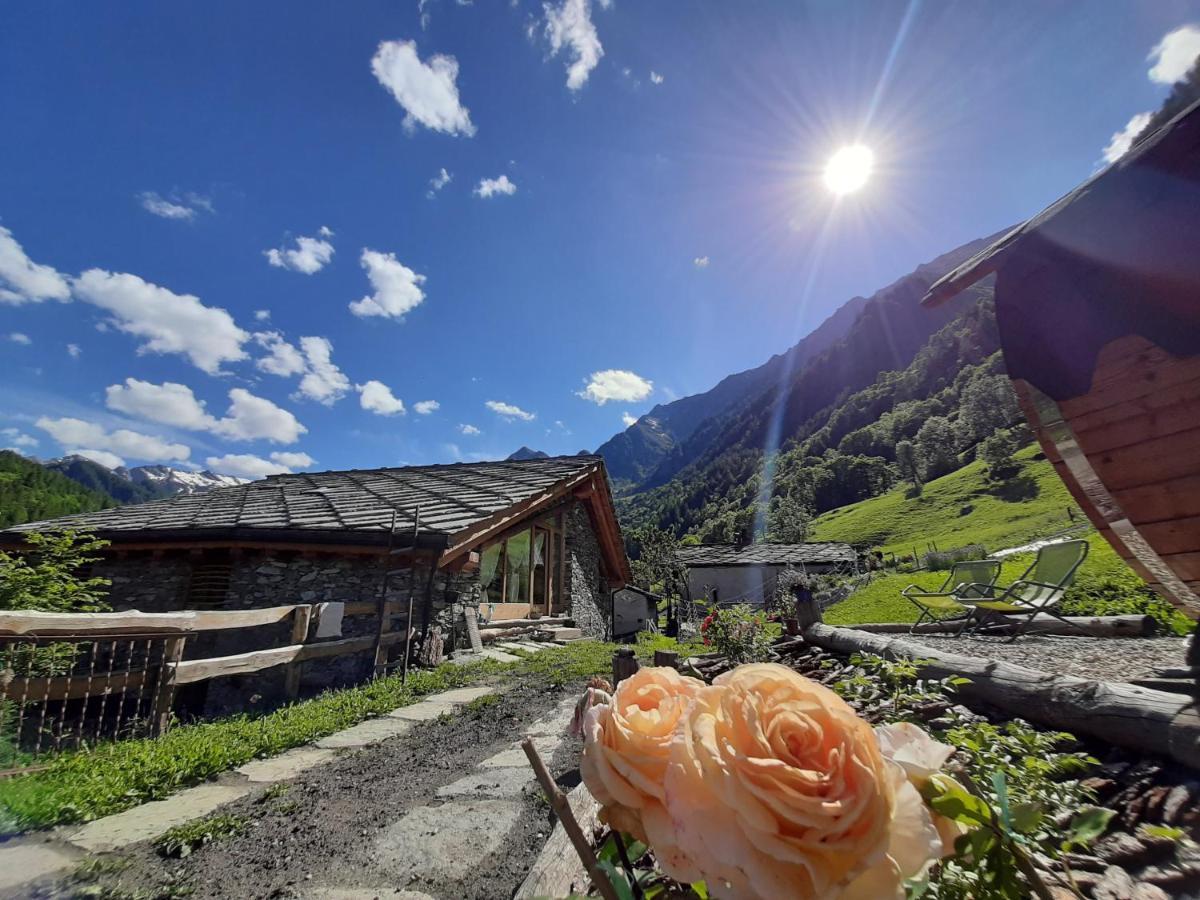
[0,605,307,636]
[284,606,313,698]
[802,623,1200,771]
[172,632,404,685]
[847,614,1156,638]
[2,669,147,703]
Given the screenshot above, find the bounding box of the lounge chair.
[958,540,1090,642]
[901,559,1001,633]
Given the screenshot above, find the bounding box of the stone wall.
[565,502,609,638]
[91,556,193,612]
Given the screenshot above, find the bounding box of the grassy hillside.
[808,444,1079,555]
[813,450,1194,634]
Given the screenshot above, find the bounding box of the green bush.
[700,604,773,663]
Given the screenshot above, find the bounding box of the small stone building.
[1,456,629,710]
[611,584,659,640]
[678,543,857,609]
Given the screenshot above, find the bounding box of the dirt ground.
[35,675,586,900]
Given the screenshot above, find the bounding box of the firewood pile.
[667,635,1200,898]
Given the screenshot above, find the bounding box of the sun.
[823,145,875,195]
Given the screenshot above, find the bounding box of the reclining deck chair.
[901,559,1001,633]
[959,540,1090,642]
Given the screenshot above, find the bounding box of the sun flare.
[823,144,875,195]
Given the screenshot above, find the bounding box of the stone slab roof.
[677,543,857,567]
[4,456,604,548]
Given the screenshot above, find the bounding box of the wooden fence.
[0,600,408,775]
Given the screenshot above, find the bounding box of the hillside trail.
[30,678,584,900]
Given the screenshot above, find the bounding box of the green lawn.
[808,444,1080,556]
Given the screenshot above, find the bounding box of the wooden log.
[653,649,679,668]
[479,627,535,643]
[613,648,639,686]
[2,669,146,703]
[515,781,602,900]
[0,605,306,636]
[803,623,1200,771]
[479,616,572,630]
[849,614,1156,638]
[793,588,822,630]
[150,636,186,736]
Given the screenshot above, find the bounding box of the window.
[479,521,557,612]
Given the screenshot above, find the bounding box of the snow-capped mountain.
[119,465,248,496]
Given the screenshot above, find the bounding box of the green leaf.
[691,882,710,899]
[597,860,636,900]
[991,771,1012,832]
[1064,806,1116,849]
[623,837,649,863]
[928,783,993,827]
[1008,801,1044,835]
[1141,824,1187,841]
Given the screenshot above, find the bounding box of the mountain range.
[43,456,247,503]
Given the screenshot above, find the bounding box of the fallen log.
[850,614,1156,638]
[803,623,1200,771]
[479,626,534,643]
[479,616,571,630]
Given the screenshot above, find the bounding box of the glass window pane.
[532,530,547,608]
[481,543,503,605]
[505,529,531,604]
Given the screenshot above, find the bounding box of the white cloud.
[8,332,31,345]
[578,369,653,405]
[36,416,190,463]
[370,40,475,136]
[358,379,406,416]
[254,331,307,377]
[443,442,463,461]
[296,336,350,405]
[0,225,71,305]
[544,0,605,91]
[265,230,335,275]
[473,175,517,198]
[1148,24,1200,84]
[270,450,315,469]
[205,453,290,479]
[486,400,535,421]
[74,448,125,469]
[1102,111,1153,163]
[428,167,452,198]
[138,192,195,220]
[413,400,440,415]
[458,423,481,435]
[1,428,38,449]
[67,343,81,358]
[693,255,710,268]
[105,378,306,444]
[349,249,427,320]
[72,269,249,374]
[649,70,664,84]
[622,411,637,427]
[255,309,271,321]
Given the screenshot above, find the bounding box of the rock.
[1138,860,1200,893]
[1161,784,1192,824]
[1143,785,1170,820]
[1131,884,1170,900]
[1092,865,1135,900]
[1062,852,1107,873]
[1080,777,1118,796]
[1095,832,1174,868]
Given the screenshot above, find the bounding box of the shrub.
[979,429,1019,478]
[700,604,773,663]
[923,544,987,571]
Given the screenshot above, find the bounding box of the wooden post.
[613,648,639,686]
[784,617,800,636]
[653,649,678,669]
[150,636,186,737]
[285,604,313,698]
[793,586,822,631]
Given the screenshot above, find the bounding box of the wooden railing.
[0,601,408,773]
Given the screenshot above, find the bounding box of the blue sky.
[2,1,1199,478]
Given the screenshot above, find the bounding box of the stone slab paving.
[523,696,578,736]
[0,843,81,893]
[304,889,437,900]
[3,682,508,896]
[373,799,525,882]
[435,766,535,800]
[477,734,561,769]
[237,747,337,783]
[480,648,521,663]
[67,783,253,853]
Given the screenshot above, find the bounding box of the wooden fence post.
[793,587,822,631]
[613,648,639,686]
[151,636,186,737]
[653,649,678,669]
[284,605,313,699]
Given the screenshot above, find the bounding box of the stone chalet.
[677,542,857,608]
[0,455,629,708]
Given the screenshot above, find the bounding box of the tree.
[766,494,811,543]
[979,428,1019,478]
[916,416,959,480]
[895,440,924,487]
[958,372,1021,446]
[0,530,111,612]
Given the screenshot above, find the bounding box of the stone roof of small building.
[4,456,605,549]
[676,542,856,567]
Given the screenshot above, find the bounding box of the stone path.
[0,682,505,896]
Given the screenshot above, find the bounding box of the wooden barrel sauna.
[922,98,1200,620]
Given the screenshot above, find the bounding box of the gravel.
[903,634,1189,681]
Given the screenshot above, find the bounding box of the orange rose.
[579,666,704,873]
[661,664,943,899]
